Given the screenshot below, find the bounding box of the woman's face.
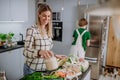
[39,11,51,26]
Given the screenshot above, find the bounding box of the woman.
[70,18,91,60]
[23,3,65,75]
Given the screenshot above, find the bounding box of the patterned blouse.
[23,25,53,71]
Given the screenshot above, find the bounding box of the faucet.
[19,33,23,41]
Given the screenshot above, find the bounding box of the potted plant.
[0,33,7,46]
[0,32,14,47]
[6,32,14,47]
[7,32,14,42]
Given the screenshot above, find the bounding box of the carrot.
[55,71,66,78]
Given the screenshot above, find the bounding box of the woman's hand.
[55,55,67,60]
[38,50,54,59]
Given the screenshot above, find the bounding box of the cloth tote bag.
[70,29,87,59]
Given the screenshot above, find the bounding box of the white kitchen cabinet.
[0,0,28,22]
[83,69,91,80]
[0,48,24,80]
[0,0,10,21]
[19,48,25,78]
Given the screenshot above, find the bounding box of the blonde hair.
[37,3,53,38]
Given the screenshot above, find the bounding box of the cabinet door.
[0,0,10,21]
[106,18,120,67]
[83,70,91,80]
[0,0,28,22]
[10,0,28,22]
[0,49,21,80]
[19,48,25,78]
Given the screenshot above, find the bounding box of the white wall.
[79,0,98,5]
[46,0,98,56]
[0,0,36,41]
[46,0,78,55]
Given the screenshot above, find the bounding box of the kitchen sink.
[17,41,25,45]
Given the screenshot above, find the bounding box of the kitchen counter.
[20,65,91,80]
[0,45,24,53]
[78,65,91,80]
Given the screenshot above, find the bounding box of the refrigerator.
[85,15,104,62]
[85,15,107,79]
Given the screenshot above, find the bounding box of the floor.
[99,75,120,80]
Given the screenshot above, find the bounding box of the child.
[70,18,91,60]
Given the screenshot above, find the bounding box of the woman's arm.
[23,28,39,59]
